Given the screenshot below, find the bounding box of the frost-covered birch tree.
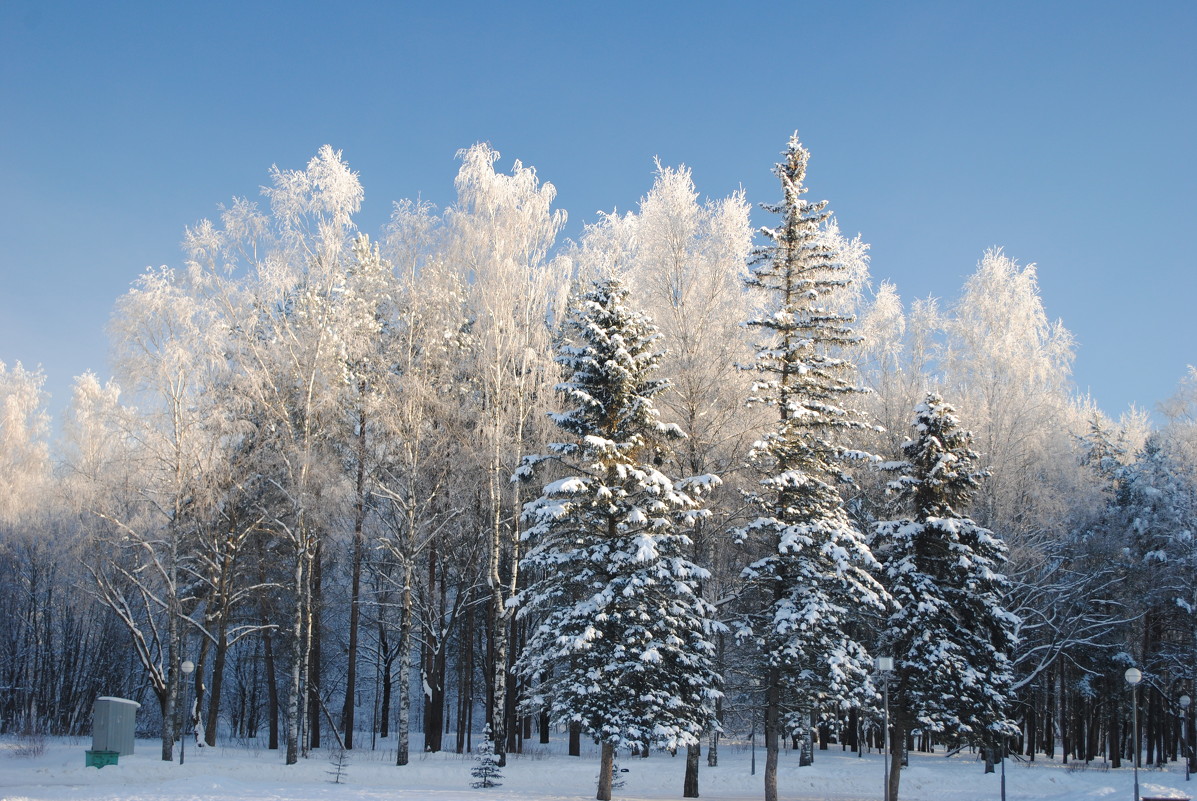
[0,361,56,733]
[326,233,400,751]
[0,362,52,524]
[516,279,722,801]
[444,144,567,764]
[81,260,243,761]
[940,249,1079,543]
[375,204,479,765]
[855,284,942,457]
[187,145,363,764]
[608,162,756,477]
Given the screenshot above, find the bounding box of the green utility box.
[91,696,140,757]
[85,749,119,768]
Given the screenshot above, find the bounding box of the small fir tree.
[873,393,1019,801]
[326,746,349,784]
[516,278,723,801]
[471,724,504,789]
[734,133,887,801]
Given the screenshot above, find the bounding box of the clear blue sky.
[2,1,1194,424]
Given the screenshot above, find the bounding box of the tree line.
[1,135,1194,801]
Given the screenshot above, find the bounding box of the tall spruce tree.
[516,278,722,801]
[873,393,1019,801]
[735,133,886,801]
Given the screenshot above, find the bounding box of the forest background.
[4,133,1197,775]
[1,2,1196,799]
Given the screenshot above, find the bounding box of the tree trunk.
[597,741,615,801]
[430,639,447,751]
[504,659,518,756]
[708,676,722,767]
[684,742,700,797]
[191,638,207,748]
[1110,694,1121,768]
[569,720,581,756]
[764,667,781,801]
[285,530,309,765]
[504,610,520,757]
[1147,685,1159,766]
[1059,663,1069,764]
[456,616,470,754]
[341,409,367,750]
[1043,670,1054,760]
[159,684,175,763]
[264,627,279,750]
[204,520,239,748]
[457,601,475,753]
[206,622,228,747]
[1027,688,1038,762]
[396,562,413,766]
[798,704,813,766]
[888,718,904,801]
[379,623,391,739]
[307,540,323,750]
[423,541,444,753]
[160,543,182,762]
[488,452,517,769]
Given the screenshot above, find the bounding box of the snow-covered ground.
[2,735,1194,801]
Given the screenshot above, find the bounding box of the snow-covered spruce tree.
[470,724,504,789]
[516,278,722,801]
[734,133,886,801]
[1114,434,1197,696]
[571,162,755,777]
[873,393,1018,801]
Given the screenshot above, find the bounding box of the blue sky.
[1,1,1194,424]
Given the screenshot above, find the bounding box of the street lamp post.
[876,657,894,801]
[180,660,194,766]
[1126,667,1142,801]
[1181,694,1191,782]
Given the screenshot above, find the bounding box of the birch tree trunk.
[396,561,414,766]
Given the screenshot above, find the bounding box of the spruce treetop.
[744,134,874,490]
[888,393,987,519]
[548,278,679,456]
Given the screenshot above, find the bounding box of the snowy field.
[2,735,1195,801]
